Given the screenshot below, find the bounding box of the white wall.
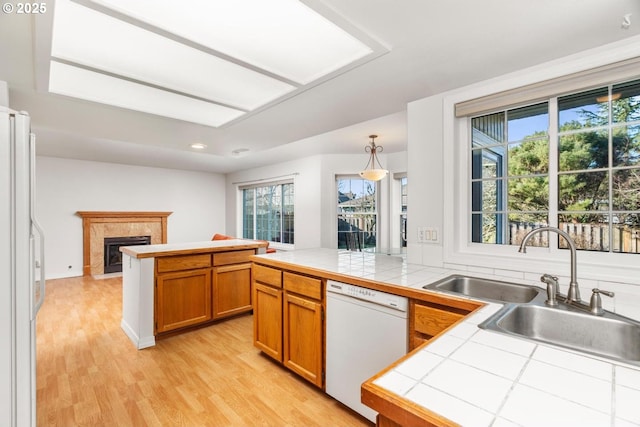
[36,156,226,279]
[225,151,408,251]
[406,94,445,267]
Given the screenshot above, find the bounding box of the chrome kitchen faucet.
[519,226,581,303]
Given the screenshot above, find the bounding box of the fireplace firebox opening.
[104,236,151,273]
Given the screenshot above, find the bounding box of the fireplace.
[77,211,171,276]
[104,236,151,273]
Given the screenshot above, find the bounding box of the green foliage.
[507,96,640,225]
[507,136,548,212]
[508,135,548,175]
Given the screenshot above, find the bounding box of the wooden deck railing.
[510,222,640,253]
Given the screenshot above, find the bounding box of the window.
[470,78,640,254]
[400,176,407,248]
[242,182,294,244]
[337,177,378,251]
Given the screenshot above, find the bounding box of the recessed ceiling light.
[190,143,207,149]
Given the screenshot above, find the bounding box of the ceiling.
[1,0,639,174]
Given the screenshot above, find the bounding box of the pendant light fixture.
[359,134,388,181]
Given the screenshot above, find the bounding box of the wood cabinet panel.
[253,282,283,361]
[283,272,322,300]
[413,304,464,337]
[283,292,323,388]
[155,268,212,333]
[409,301,466,350]
[213,250,254,266]
[156,254,211,273]
[212,263,252,319]
[253,264,282,288]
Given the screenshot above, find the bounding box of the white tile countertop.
[252,248,453,287]
[254,249,640,427]
[375,303,640,426]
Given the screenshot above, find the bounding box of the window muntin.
[242,182,294,244]
[337,177,377,251]
[470,78,640,254]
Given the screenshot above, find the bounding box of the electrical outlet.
[417,227,425,243]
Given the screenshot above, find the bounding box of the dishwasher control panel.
[327,280,408,311]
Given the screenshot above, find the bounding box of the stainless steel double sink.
[423,274,640,366]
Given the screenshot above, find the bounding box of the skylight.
[48,0,382,127]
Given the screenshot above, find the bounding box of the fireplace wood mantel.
[76,211,172,276]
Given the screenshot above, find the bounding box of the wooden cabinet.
[409,299,474,350]
[283,272,323,387]
[253,264,324,388]
[157,253,211,273]
[212,263,252,319]
[156,267,212,333]
[155,250,255,335]
[212,250,254,320]
[253,264,283,360]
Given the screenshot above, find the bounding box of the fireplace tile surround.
[77,211,172,276]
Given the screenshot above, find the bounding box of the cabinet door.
[283,292,323,388]
[155,268,212,333]
[253,282,283,362]
[212,262,252,320]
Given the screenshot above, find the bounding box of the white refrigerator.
[1,101,46,426]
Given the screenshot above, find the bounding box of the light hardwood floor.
[36,275,373,427]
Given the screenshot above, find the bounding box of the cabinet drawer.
[213,249,254,266]
[156,254,212,273]
[283,272,322,300]
[253,264,282,288]
[413,303,464,337]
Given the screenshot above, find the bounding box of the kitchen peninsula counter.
[252,249,640,427]
[120,239,267,349]
[119,239,268,259]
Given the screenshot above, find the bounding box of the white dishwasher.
[326,280,408,423]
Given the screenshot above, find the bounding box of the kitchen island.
[120,239,267,349]
[252,249,640,427]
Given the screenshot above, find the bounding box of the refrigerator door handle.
[29,133,45,317]
[30,221,45,317]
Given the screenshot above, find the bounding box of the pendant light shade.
[359,135,388,181]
